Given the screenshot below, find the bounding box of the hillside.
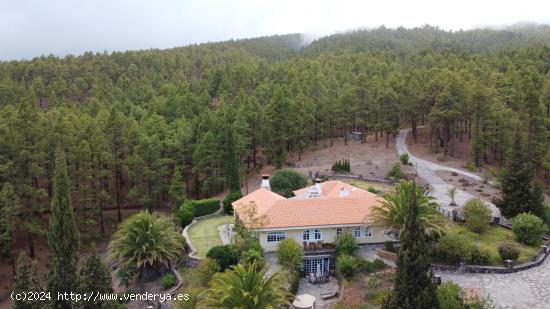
[0,26,549,297]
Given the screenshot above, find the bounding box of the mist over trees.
[0,25,549,261]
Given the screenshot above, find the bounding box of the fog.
[0,0,549,60]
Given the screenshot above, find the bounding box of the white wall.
[258,226,392,252]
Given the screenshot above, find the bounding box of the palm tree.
[372,180,445,238]
[108,211,185,282]
[199,261,289,309]
[447,187,457,206]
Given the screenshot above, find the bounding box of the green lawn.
[446,224,540,265]
[188,215,234,258]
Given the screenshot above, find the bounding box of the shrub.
[435,233,474,264]
[466,162,476,172]
[356,257,384,273]
[184,199,220,217]
[335,232,359,256]
[437,282,464,309]
[277,239,304,271]
[497,242,520,261]
[242,248,265,270]
[195,258,220,286]
[399,153,409,165]
[280,268,300,295]
[383,240,395,252]
[464,199,492,233]
[206,245,239,271]
[367,186,380,194]
[337,254,357,279]
[332,158,351,173]
[511,212,548,245]
[176,203,195,228]
[223,191,243,215]
[270,169,308,197]
[386,162,408,180]
[468,247,491,265]
[161,273,177,290]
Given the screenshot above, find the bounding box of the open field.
[344,179,395,195]
[187,215,235,258]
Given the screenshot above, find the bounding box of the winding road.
[396,128,500,219]
[397,128,550,309]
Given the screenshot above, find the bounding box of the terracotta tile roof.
[232,187,286,216]
[233,181,382,229]
[292,180,373,199]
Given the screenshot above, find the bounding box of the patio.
[295,278,340,309]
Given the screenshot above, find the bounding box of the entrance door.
[303,258,330,277]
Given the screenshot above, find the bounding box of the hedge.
[184,198,220,217]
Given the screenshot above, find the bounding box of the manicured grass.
[346,179,394,195]
[446,223,540,265]
[187,215,234,258]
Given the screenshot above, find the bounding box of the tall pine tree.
[78,244,115,309]
[0,183,19,275]
[169,166,187,210]
[496,128,544,218]
[13,253,41,309]
[46,149,80,309]
[382,181,439,309]
[226,129,241,193]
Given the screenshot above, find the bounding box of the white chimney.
[315,178,322,194]
[261,174,271,190]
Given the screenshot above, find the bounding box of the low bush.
[468,247,491,265]
[358,258,386,273]
[280,268,300,295]
[223,191,243,215]
[367,186,380,194]
[434,233,474,264]
[206,245,239,271]
[511,212,548,245]
[195,258,220,286]
[399,153,409,165]
[466,162,476,172]
[176,203,195,228]
[437,282,464,309]
[386,162,408,180]
[277,238,304,271]
[270,169,308,197]
[464,199,492,233]
[161,273,177,290]
[185,198,220,217]
[337,254,358,279]
[242,248,265,270]
[335,232,359,256]
[497,242,520,261]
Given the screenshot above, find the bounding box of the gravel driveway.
[396,128,501,219]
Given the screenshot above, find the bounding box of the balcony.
[302,241,337,256]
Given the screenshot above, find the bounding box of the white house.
[232,175,394,276]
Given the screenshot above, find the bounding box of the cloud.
[0,0,549,60]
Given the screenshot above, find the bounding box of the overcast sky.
[1,0,549,60]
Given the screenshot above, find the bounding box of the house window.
[267,231,285,243]
[365,226,372,237]
[336,228,343,237]
[314,229,322,240]
[354,227,361,238]
[303,230,310,241]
